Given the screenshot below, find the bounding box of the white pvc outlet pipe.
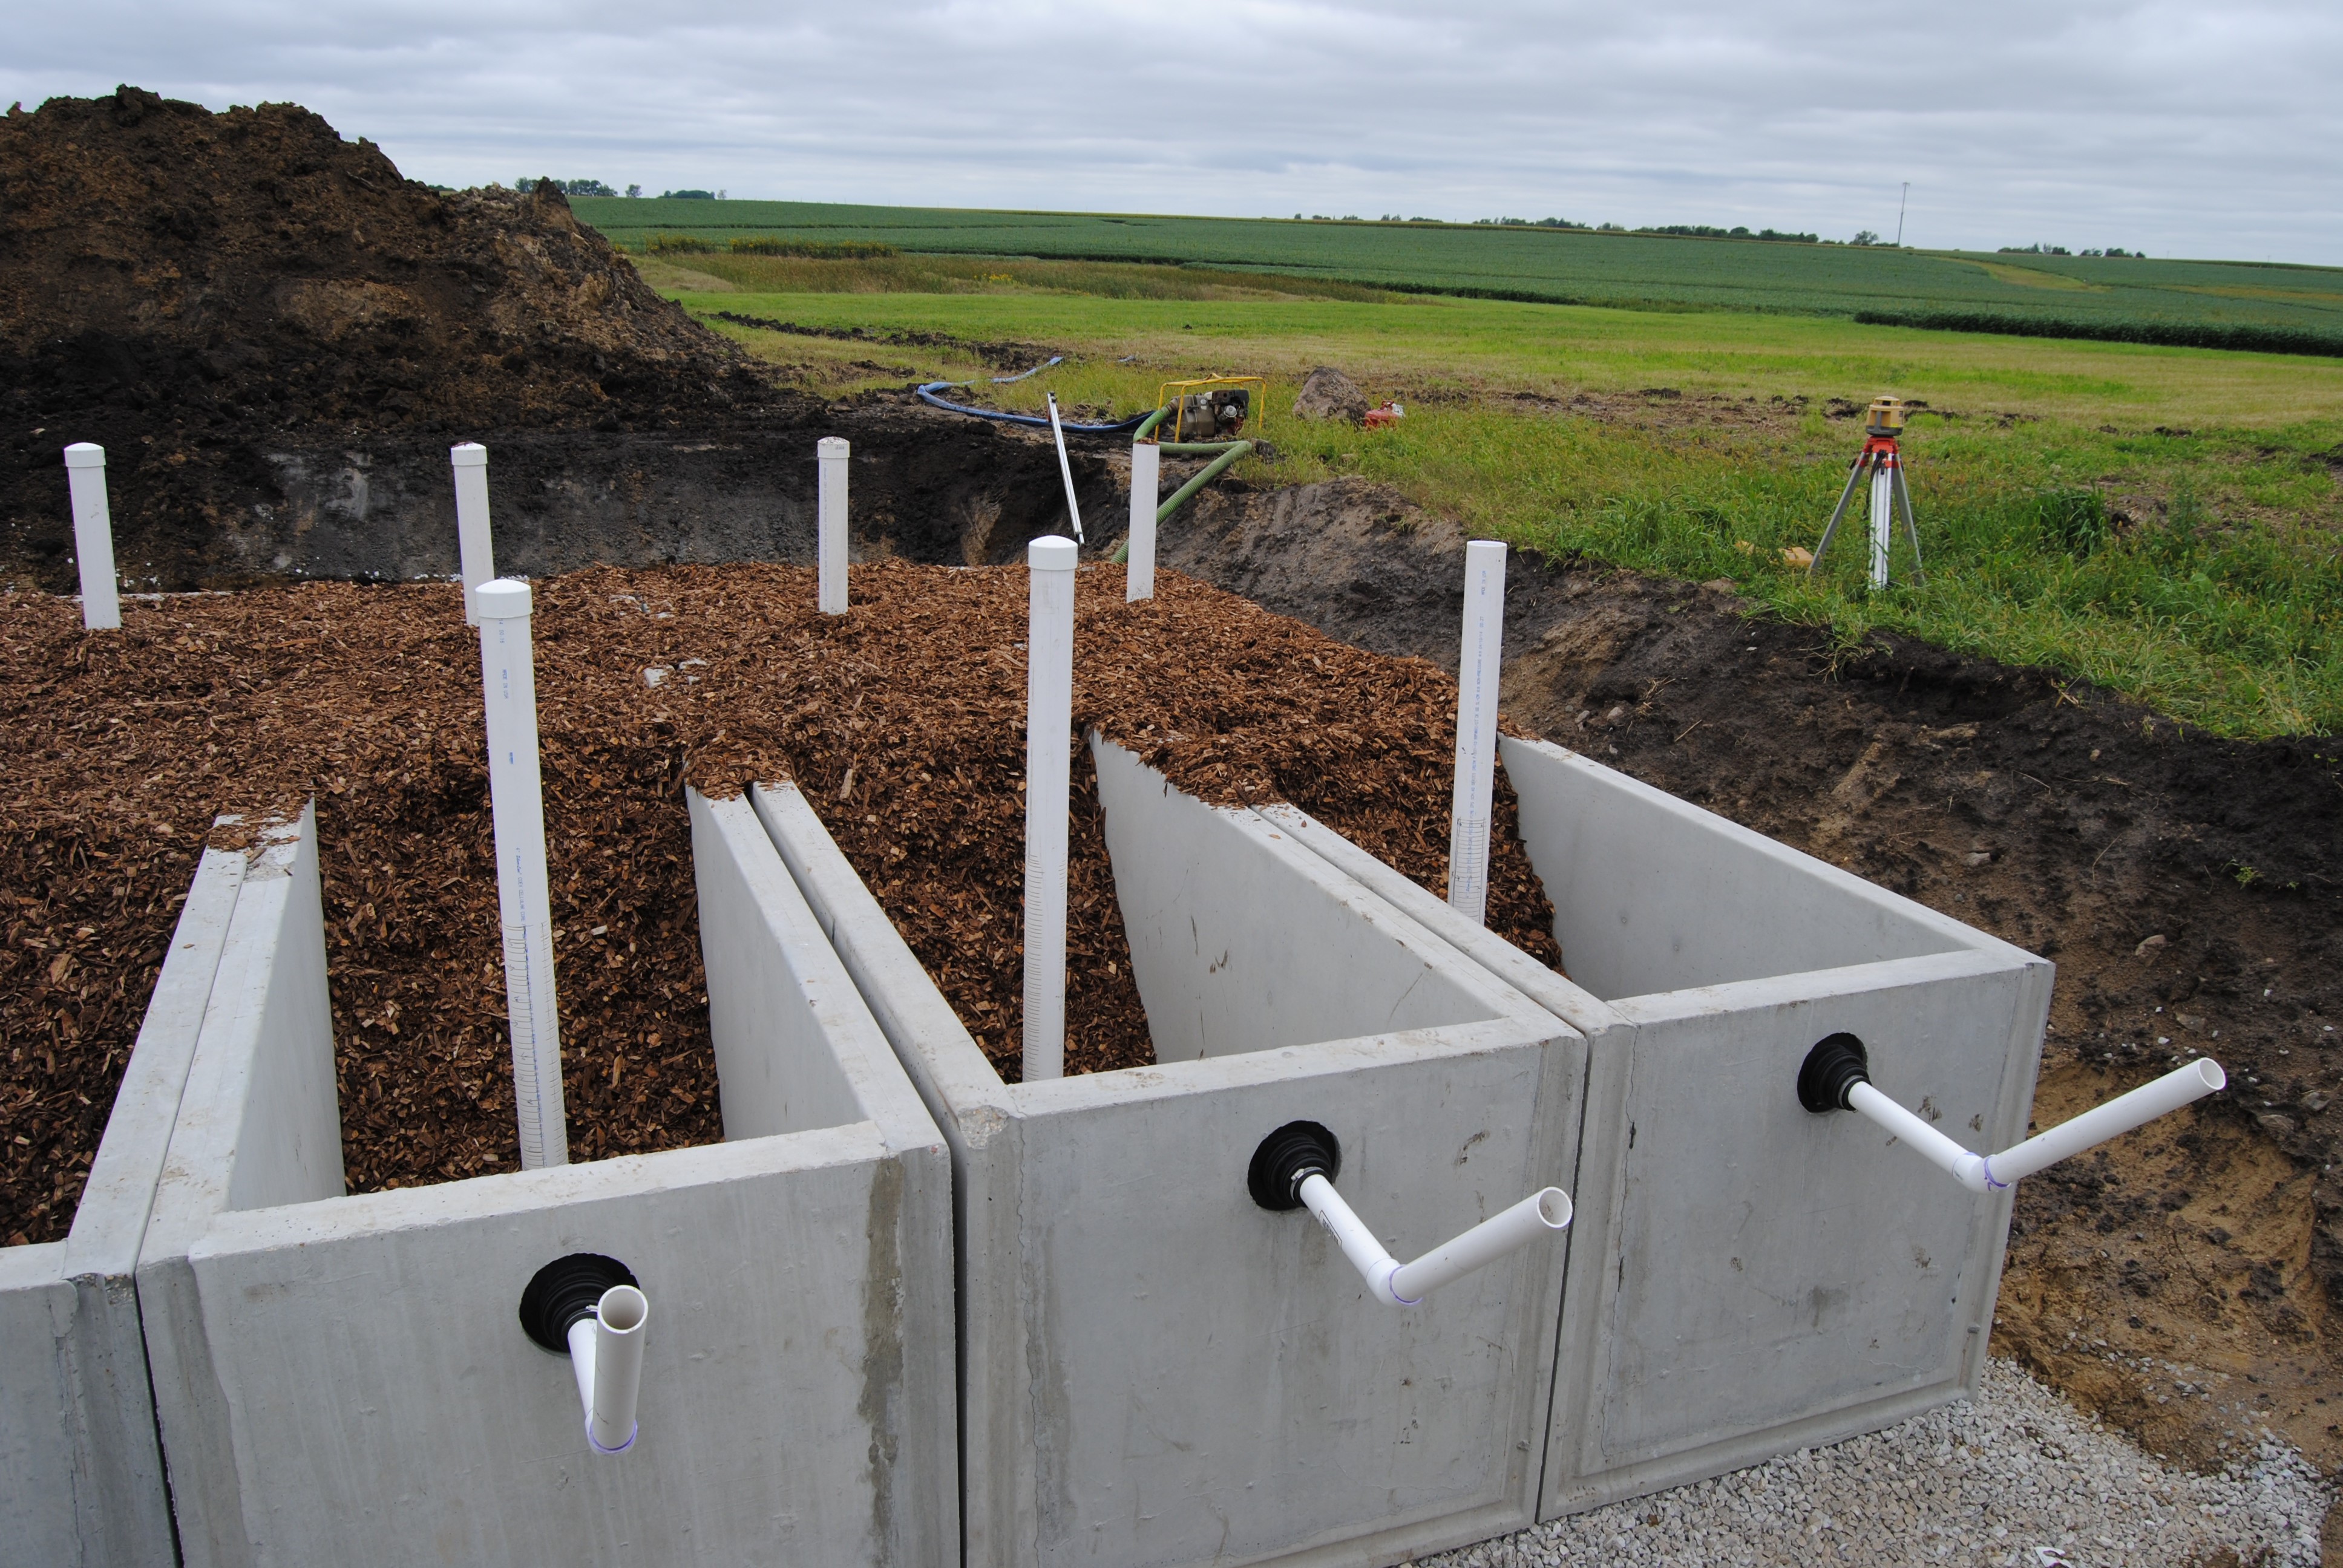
[818,436,849,615]
[1297,1172,1570,1307]
[1868,455,1894,591]
[1126,440,1160,602]
[1021,536,1078,1081]
[1447,540,1507,923]
[475,579,568,1168]
[566,1284,648,1454]
[450,443,494,627]
[1849,1058,2225,1193]
[1046,393,1085,543]
[63,444,120,630]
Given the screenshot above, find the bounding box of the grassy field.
[640,253,2343,738]
[581,197,2343,356]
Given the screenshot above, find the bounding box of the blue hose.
[916,358,1155,433]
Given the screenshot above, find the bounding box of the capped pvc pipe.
[450,443,494,626]
[568,1285,648,1454]
[63,444,121,630]
[1046,393,1085,543]
[1447,541,1506,923]
[1803,1035,2224,1193]
[1253,1122,1569,1307]
[476,579,568,1167]
[1021,536,1078,1080]
[1126,440,1160,602]
[818,437,849,615]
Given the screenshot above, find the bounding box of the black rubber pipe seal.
[1798,1033,1873,1114]
[1249,1121,1340,1210]
[519,1253,639,1353]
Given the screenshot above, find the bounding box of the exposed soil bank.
[1161,474,2343,1479]
[2,564,1553,1242]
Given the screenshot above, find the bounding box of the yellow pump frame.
[1153,375,1268,442]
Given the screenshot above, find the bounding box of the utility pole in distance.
[1896,183,1909,247]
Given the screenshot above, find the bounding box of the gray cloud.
[7,1,2338,261]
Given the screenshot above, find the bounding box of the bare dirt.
[1161,473,2343,1493]
[2,563,1555,1243]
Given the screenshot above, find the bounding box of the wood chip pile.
[2,563,1558,1243]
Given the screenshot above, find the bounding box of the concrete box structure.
[137,795,957,1567]
[750,737,1588,1568]
[0,840,247,1567]
[1266,735,2053,1520]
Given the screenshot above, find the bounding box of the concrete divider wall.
[752,742,1589,1568]
[1263,736,2052,1520]
[0,837,247,1567]
[136,793,956,1568]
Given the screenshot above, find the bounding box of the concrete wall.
[139,794,957,1568]
[753,748,1588,1568]
[0,838,247,1567]
[1269,736,2052,1521]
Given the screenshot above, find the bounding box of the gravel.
[1414,1359,2327,1567]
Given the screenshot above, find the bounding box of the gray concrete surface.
[133,793,955,1568]
[0,838,245,1567]
[1265,736,2053,1525]
[752,742,1587,1568]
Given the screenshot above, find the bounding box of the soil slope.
[0,87,783,590]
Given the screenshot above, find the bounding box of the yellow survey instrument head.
[1865,397,1910,436]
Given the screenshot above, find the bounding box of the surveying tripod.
[1809,397,1925,590]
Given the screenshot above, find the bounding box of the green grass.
[642,260,2343,738]
[582,197,2343,356]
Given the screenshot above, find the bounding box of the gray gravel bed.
[1414,1358,2326,1567]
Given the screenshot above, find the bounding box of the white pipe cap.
[818,436,850,458]
[476,578,532,619]
[450,442,488,467]
[1028,535,1079,572]
[64,443,106,468]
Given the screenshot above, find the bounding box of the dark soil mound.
[0,87,787,591]
[3,564,1555,1245]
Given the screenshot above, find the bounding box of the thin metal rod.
[1894,461,1926,583]
[1809,455,1869,577]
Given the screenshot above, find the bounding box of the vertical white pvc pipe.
[1868,456,1894,590]
[62,444,120,630]
[1046,394,1085,543]
[1021,535,1078,1082]
[474,579,568,1168]
[818,437,849,615]
[451,443,494,627]
[1126,442,1160,603]
[588,1285,647,1452]
[1447,540,1507,923]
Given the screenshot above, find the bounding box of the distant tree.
[661,189,716,200]
[625,183,643,198]
[559,178,618,197]
[1852,229,1880,246]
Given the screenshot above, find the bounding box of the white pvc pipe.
[1021,536,1078,1081]
[1046,393,1085,543]
[63,444,120,630]
[451,443,494,626]
[1391,1186,1573,1302]
[566,1284,647,1454]
[1447,540,1507,923]
[1126,440,1160,602]
[818,436,849,615]
[1847,1058,2224,1193]
[1868,456,1893,591]
[1297,1172,1570,1308]
[475,579,568,1168]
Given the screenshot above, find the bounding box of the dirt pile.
[3,563,1555,1245]
[0,87,787,590]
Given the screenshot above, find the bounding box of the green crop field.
[577,196,2343,357]
[638,249,2343,739]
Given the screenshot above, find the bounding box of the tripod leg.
[1895,462,1925,584]
[1810,457,1867,578]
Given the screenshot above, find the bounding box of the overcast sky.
[9,1,2339,264]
